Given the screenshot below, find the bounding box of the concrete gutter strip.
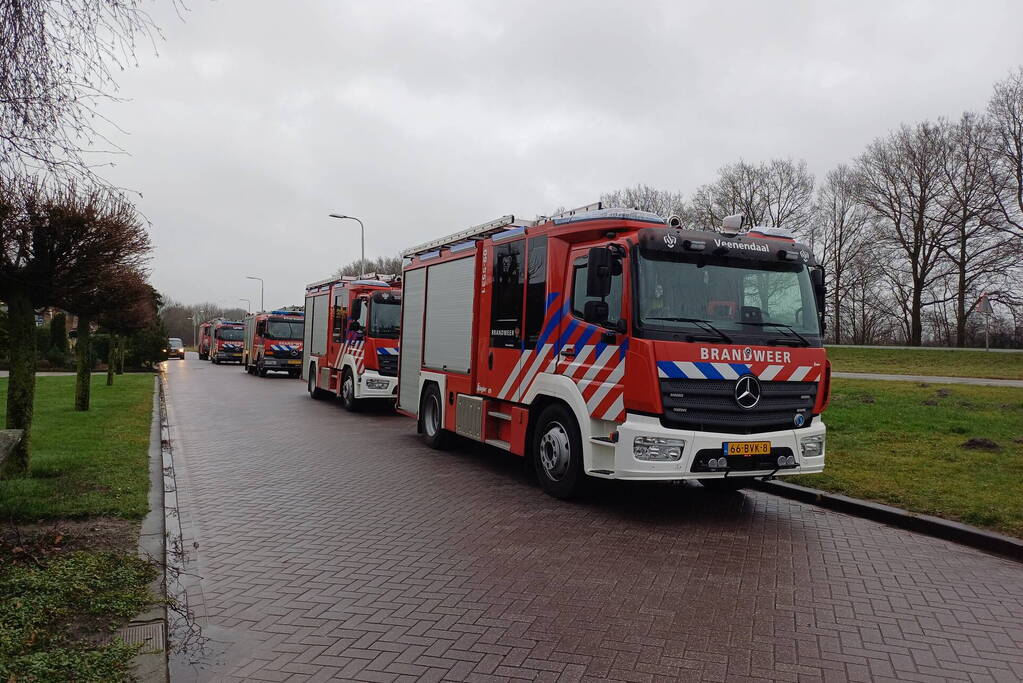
[832,371,1023,387]
[120,376,169,682]
[753,479,1023,563]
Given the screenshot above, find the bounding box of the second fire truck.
[397,204,830,498]
[302,276,402,410]
[243,310,305,378]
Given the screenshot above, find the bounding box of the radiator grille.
[660,378,816,434]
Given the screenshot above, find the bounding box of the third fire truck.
[302,276,402,410]
[243,310,305,378]
[397,204,830,498]
[209,319,245,364]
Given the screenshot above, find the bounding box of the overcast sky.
[95,0,1023,310]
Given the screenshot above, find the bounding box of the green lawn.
[0,375,155,520]
[794,379,1023,537]
[826,346,1023,380]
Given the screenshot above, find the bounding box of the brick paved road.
[164,356,1023,682]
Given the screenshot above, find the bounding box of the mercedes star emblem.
[734,375,761,409]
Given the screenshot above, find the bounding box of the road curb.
[752,479,1023,562]
[120,376,170,681]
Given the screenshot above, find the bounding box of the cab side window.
[571,260,623,325]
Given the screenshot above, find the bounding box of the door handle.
[488,351,493,369]
[560,345,576,358]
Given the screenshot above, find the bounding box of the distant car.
[167,338,185,359]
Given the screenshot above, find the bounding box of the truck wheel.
[700,477,752,492]
[340,368,360,412]
[419,383,448,449]
[257,361,268,378]
[308,366,330,400]
[532,404,585,499]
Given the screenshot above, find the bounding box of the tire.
[532,404,585,499]
[419,383,448,449]
[699,477,753,492]
[340,368,360,412]
[257,361,268,378]
[308,366,330,400]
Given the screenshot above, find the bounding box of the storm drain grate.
[116,620,166,651]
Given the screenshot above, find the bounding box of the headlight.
[800,434,825,458]
[366,378,389,390]
[634,436,685,461]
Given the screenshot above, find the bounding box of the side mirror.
[811,266,826,333]
[586,247,613,298]
[583,300,609,325]
[350,299,363,322]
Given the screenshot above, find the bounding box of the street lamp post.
[329,214,365,277]
[239,298,251,314]
[186,316,196,348]
[246,277,264,312]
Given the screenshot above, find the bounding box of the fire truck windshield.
[216,328,244,341]
[369,298,400,339]
[635,251,822,346]
[266,320,303,340]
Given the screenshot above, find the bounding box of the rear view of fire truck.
[198,322,212,360]
[244,310,305,378]
[303,276,401,410]
[399,204,830,499]
[209,319,245,364]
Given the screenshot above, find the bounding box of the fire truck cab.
[303,275,401,411]
[398,204,830,498]
[209,319,245,364]
[243,310,305,378]
[198,322,212,360]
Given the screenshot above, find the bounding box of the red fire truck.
[303,276,402,410]
[198,322,212,360]
[243,310,305,378]
[209,319,245,364]
[398,204,830,498]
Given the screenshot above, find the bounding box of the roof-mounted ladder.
[402,214,535,257]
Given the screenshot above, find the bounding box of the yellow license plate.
[724,441,771,457]
[287,359,301,365]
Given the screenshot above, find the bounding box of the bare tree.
[814,165,872,342]
[690,159,814,234]
[334,255,403,279]
[0,177,150,469]
[0,0,159,181]
[599,185,688,221]
[985,67,1023,237]
[854,122,951,345]
[935,113,1019,346]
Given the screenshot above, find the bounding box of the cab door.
[556,246,628,422]
[476,238,526,401]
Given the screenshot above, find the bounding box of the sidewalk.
[833,371,1023,388]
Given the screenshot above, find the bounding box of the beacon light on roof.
[683,239,706,251]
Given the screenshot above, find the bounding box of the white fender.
[521,373,614,472]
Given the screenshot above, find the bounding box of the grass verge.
[0,544,156,682]
[793,379,1023,537]
[0,374,158,681]
[826,346,1023,380]
[0,375,154,520]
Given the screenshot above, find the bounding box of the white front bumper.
[588,413,826,481]
[355,369,398,399]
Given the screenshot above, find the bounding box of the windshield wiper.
[741,321,811,347]
[645,317,733,344]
